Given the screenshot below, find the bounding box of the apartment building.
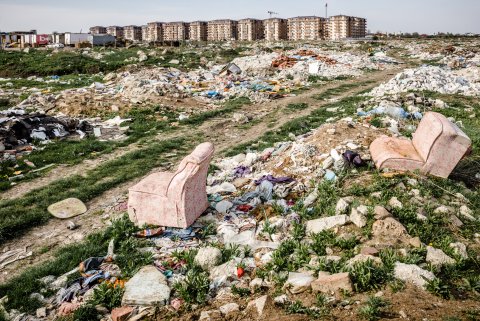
[162,22,189,41]
[89,26,107,35]
[189,21,208,41]
[106,26,124,39]
[326,15,367,40]
[263,18,288,41]
[146,22,163,42]
[207,20,238,41]
[287,16,326,41]
[141,25,148,42]
[238,19,264,41]
[124,25,142,41]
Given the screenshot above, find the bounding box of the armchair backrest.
[413,112,471,177]
[166,142,215,198]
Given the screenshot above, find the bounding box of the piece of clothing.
[342,150,365,167]
[254,175,295,186]
[233,165,251,178]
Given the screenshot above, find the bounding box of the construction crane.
[267,11,279,18]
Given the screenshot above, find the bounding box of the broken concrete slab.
[306,215,349,234]
[47,198,87,219]
[311,272,353,294]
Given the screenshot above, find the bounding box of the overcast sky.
[0,0,478,35]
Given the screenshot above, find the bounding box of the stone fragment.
[311,272,353,294]
[360,247,379,256]
[47,198,87,219]
[372,217,408,238]
[388,197,403,209]
[449,242,468,259]
[434,205,452,214]
[393,262,435,289]
[219,303,239,316]
[283,272,315,294]
[374,206,391,220]
[335,198,350,215]
[350,207,367,228]
[194,247,222,271]
[459,205,476,221]
[122,266,170,306]
[408,237,422,248]
[246,295,270,317]
[210,259,239,280]
[426,246,455,267]
[274,294,289,305]
[112,306,134,321]
[199,310,221,321]
[346,254,382,267]
[306,215,349,234]
[36,307,47,318]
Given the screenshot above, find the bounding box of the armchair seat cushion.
[370,136,424,172]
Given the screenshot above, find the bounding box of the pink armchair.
[370,112,471,178]
[128,142,215,228]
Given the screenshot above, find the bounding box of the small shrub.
[173,270,210,305]
[285,300,321,318]
[358,296,390,321]
[72,304,98,321]
[231,284,251,297]
[90,282,124,310]
[347,259,388,292]
[425,277,452,299]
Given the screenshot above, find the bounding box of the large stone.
[394,262,435,288]
[459,205,476,221]
[372,217,408,238]
[426,246,455,267]
[47,198,87,219]
[346,254,382,267]
[335,198,350,215]
[194,247,222,271]
[122,266,170,306]
[350,207,368,228]
[311,272,353,294]
[283,272,315,294]
[246,295,270,317]
[388,197,403,209]
[219,303,239,316]
[210,259,239,280]
[306,215,349,234]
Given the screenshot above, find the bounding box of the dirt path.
[0,66,404,283]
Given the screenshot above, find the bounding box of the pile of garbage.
[367,65,480,97]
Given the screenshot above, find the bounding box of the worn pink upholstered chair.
[370,112,471,178]
[128,142,215,228]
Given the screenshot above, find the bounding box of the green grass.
[0,137,189,243]
[358,297,391,321]
[0,215,144,313]
[0,74,104,92]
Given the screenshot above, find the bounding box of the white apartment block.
[145,22,163,42]
[89,26,106,35]
[287,16,326,41]
[124,25,142,41]
[106,26,124,39]
[189,21,208,41]
[326,15,367,40]
[263,18,288,41]
[238,19,264,41]
[163,22,189,41]
[207,20,238,41]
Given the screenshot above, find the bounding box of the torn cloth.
[254,175,294,186]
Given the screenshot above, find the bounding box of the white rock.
[306,215,349,234]
[283,272,315,294]
[122,266,170,306]
[274,294,289,305]
[303,189,319,208]
[246,295,269,316]
[393,262,435,289]
[388,197,403,209]
[335,198,350,215]
[219,303,239,316]
[322,157,334,169]
[350,207,367,228]
[459,205,476,221]
[194,247,222,271]
[426,246,456,267]
[449,242,468,259]
[210,259,240,280]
